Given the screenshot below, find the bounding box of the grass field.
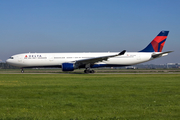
[1,68,180,74]
[0,74,180,119]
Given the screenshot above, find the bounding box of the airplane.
[6,31,173,73]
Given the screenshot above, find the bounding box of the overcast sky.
[0,0,179,64]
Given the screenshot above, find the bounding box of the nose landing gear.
[21,68,24,73]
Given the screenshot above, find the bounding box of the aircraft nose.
[6,59,10,64]
[6,59,16,66]
[6,59,14,65]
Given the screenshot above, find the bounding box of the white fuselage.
[6,52,157,68]
[5,31,171,72]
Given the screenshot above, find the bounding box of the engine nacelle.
[62,63,75,71]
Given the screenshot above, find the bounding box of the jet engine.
[62,63,75,71]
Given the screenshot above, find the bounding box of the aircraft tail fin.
[140,31,169,52]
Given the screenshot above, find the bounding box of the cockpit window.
[9,57,14,59]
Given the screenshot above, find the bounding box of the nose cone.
[6,58,16,66]
[6,59,9,63]
[6,58,18,67]
[6,59,12,65]
[6,57,24,68]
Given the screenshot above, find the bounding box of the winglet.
[118,50,126,55]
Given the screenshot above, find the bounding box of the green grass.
[0,74,180,120]
[1,68,180,74]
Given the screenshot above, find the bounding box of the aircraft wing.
[152,51,173,58]
[74,50,126,65]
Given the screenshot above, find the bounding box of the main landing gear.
[84,68,95,73]
[84,64,95,73]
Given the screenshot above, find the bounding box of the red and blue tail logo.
[140,31,169,52]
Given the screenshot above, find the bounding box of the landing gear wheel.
[84,69,95,73]
[84,69,90,73]
[21,68,24,73]
[91,70,95,73]
[90,70,95,73]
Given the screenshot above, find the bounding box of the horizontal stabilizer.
[152,51,173,58]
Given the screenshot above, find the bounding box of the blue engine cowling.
[62,63,74,71]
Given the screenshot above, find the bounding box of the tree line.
[0,62,20,69]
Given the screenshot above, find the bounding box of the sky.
[0,0,180,64]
